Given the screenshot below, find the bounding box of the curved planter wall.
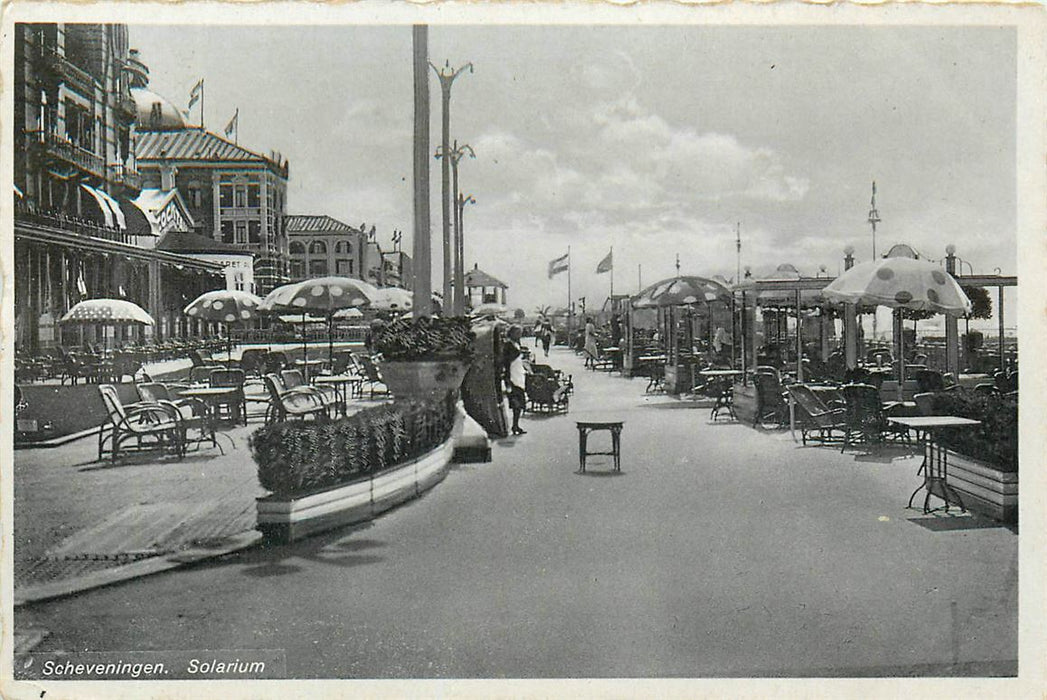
[946,451,1017,524]
[257,416,460,544]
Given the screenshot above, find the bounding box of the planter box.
[946,451,1018,524]
[256,412,461,544]
[380,360,468,399]
[732,383,758,426]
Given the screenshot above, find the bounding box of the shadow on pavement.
[908,514,1017,534]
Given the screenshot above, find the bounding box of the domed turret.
[126,48,186,131]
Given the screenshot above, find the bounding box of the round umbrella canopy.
[333,307,364,320]
[471,302,509,318]
[821,257,971,315]
[61,298,154,325]
[632,276,731,309]
[371,287,414,312]
[281,276,378,313]
[258,281,302,312]
[183,289,263,323]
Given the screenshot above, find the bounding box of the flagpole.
[200,79,205,131]
[567,245,572,346]
[609,246,614,311]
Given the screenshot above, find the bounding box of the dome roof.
[131,87,186,130]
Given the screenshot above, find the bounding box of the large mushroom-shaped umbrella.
[60,298,154,351]
[371,287,414,313]
[632,275,732,309]
[470,302,510,319]
[263,276,378,372]
[184,289,264,362]
[822,256,971,398]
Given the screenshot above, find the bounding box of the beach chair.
[97,384,185,463]
[787,385,846,445]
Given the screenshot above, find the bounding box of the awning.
[123,198,161,236]
[80,183,114,228]
[95,187,126,229]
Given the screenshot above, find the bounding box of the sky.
[130,24,1017,324]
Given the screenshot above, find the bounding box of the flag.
[187,79,204,109]
[548,252,569,279]
[596,249,613,274]
[224,109,238,140]
[76,268,87,298]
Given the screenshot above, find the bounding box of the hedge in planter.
[374,317,475,362]
[250,395,456,499]
[930,389,1018,472]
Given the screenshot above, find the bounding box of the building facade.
[381,250,413,291]
[13,23,226,352]
[285,215,368,282]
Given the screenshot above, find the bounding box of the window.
[290,260,305,279]
[335,241,352,255]
[248,184,260,207]
[220,221,234,243]
[289,241,305,255]
[235,221,247,244]
[335,259,353,275]
[248,221,261,244]
[219,185,233,208]
[187,184,202,208]
[234,186,246,208]
[308,240,327,255]
[309,259,328,276]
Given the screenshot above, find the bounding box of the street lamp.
[457,193,476,311]
[436,140,475,314]
[430,60,473,314]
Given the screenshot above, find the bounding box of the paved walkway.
[14,346,1017,678]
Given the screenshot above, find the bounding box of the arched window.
[309,240,327,255]
[289,241,305,255]
[335,241,352,255]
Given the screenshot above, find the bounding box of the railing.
[15,210,134,245]
[26,130,105,179]
[109,164,141,190]
[232,326,369,344]
[40,46,97,95]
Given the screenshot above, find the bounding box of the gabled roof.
[285,215,359,234]
[464,266,507,289]
[136,129,282,170]
[156,231,253,256]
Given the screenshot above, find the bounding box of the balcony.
[116,94,137,121]
[26,130,105,180]
[109,164,141,191]
[40,46,96,97]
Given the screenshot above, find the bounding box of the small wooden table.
[313,374,363,413]
[178,386,244,427]
[576,421,624,473]
[888,416,981,514]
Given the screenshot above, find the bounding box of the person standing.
[540,318,553,358]
[503,325,528,435]
[584,316,598,366]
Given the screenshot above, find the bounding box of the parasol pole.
[302,311,308,381]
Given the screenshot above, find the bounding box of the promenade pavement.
[14,345,1018,678]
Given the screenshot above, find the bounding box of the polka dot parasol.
[260,277,379,314]
[60,298,155,325]
[183,289,264,323]
[822,257,972,315]
[632,276,732,309]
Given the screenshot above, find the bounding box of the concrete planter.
[946,451,1017,524]
[380,360,468,399]
[256,435,457,544]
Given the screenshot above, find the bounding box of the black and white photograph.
[3,3,1044,697]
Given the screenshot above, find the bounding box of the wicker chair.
[97,384,185,463]
[787,385,846,445]
[525,374,569,414]
[753,371,788,429]
[262,374,329,424]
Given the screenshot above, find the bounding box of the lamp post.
[429,60,473,314]
[412,27,432,316]
[436,141,475,315]
[457,193,476,312]
[944,244,960,375]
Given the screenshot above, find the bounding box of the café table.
[313,374,363,413]
[178,386,244,430]
[698,369,743,420]
[887,416,981,514]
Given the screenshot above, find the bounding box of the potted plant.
[374,317,475,399]
[251,396,458,543]
[931,389,1018,523]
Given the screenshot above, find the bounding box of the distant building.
[130,51,290,294]
[285,215,368,281]
[381,250,413,291]
[13,23,225,350]
[464,264,508,307]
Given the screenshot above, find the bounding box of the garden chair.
[188,364,223,385]
[210,368,249,425]
[753,371,788,429]
[281,369,342,414]
[262,351,289,376]
[913,369,946,394]
[525,373,569,414]
[787,385,846,445]
[262,373,329,424]
[840,383,910,452]
[97,384,185,463]
[356,355,390,399]
[135,382,218,451]
[239,349,267,378]
[913,392,936,417]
